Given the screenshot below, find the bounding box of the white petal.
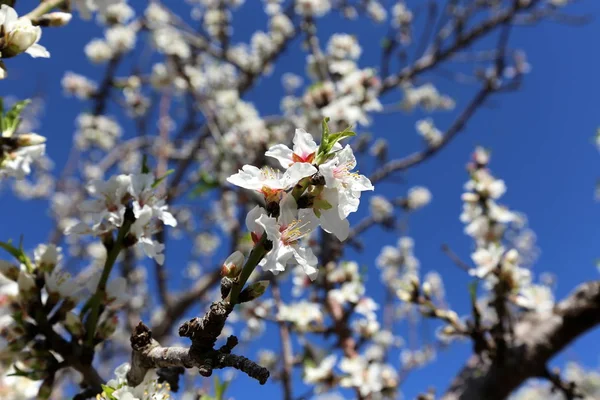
[292,128,317,157]
[318,208,350,241]
[282,162,317,188]
[245,206,266,234]
[226,165,262,190]
[25,43,50,58]
[293,246,319,280]
[265,144,294,168]
[278,194,298,226]
[256,213,280,243]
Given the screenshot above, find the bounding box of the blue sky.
[1,1,600,399]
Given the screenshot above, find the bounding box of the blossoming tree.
[0,0,598,399]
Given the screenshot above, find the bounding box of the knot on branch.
[131,321,153,351]
[179,301,233,354]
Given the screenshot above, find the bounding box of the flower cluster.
[227,124,373,279]
[462,147,553,313]
[98,362,170,400]
[66,173,177,265]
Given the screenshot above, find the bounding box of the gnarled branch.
[442,280,600,400]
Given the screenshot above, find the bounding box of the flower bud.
[221,251,244,278]
[16,133,46,147]
[96,313,118,340]
[3,20,41,58]
[0,260,20,281]
[238,280,269,303]
[396,288,412,302]
[64,311,84,337]
[503,249,519,264]
[422,282,432,298]
[17,270,37,302]
[36,12,72,27]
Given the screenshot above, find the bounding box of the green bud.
[238,280,269,303]
[64,311,84,337]
[96,313,118,340]
[221,251,244,278]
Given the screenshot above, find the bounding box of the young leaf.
[152,169,174,188]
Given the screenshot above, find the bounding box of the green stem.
[228,236,269,305]
[84,221,131,346]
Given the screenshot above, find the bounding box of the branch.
[272,279,294,400]
[442,280,600,400]
[370,84,493,184]
[128,302,269,387]
[379,0,540,93]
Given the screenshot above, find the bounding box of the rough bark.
[442,281,600,400]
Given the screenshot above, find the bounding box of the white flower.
[66,173,176,265]
[247,195,319,279]
[0,143,45,180]
[406,186,431,210]
[328,281,364,304]
[470,245,504,278]
[277,300,323,330]
[392,2,413,27]
[62,72,97,99]
[369,195,393,221]
[320,145,374,218]
[312,187,350,241]
[514,284,554,313]
[34,244,62,271]
[416,118,443,147]
[339,357,391,396]
[227,163,317,198]
[327,34,361,60]
[105,25,136,54]
[129,205,167,265]
[400,83,455,111]
[265,128,318,168]
[295,0,331,17]
[84,39,113,63]
[100,362,170,400]
[304,355,337,384]
[0,5,50,59]
[44,267,81,301]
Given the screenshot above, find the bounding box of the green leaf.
[3,99,31,136]
[327,126,356,148]
[214,375,230,400]
[101,385,117,400]
[317,117,331,157]
[0,239,33,272]
[141,154,151,174]
[152,169,174,188]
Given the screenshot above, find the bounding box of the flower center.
[292,152,315,164]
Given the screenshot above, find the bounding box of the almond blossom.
[0,5,50,60]
[65,173,176,265]
[246,195,319,279]
[265,128,319,167]
[320,144,374,218]
[227,163,317,200]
